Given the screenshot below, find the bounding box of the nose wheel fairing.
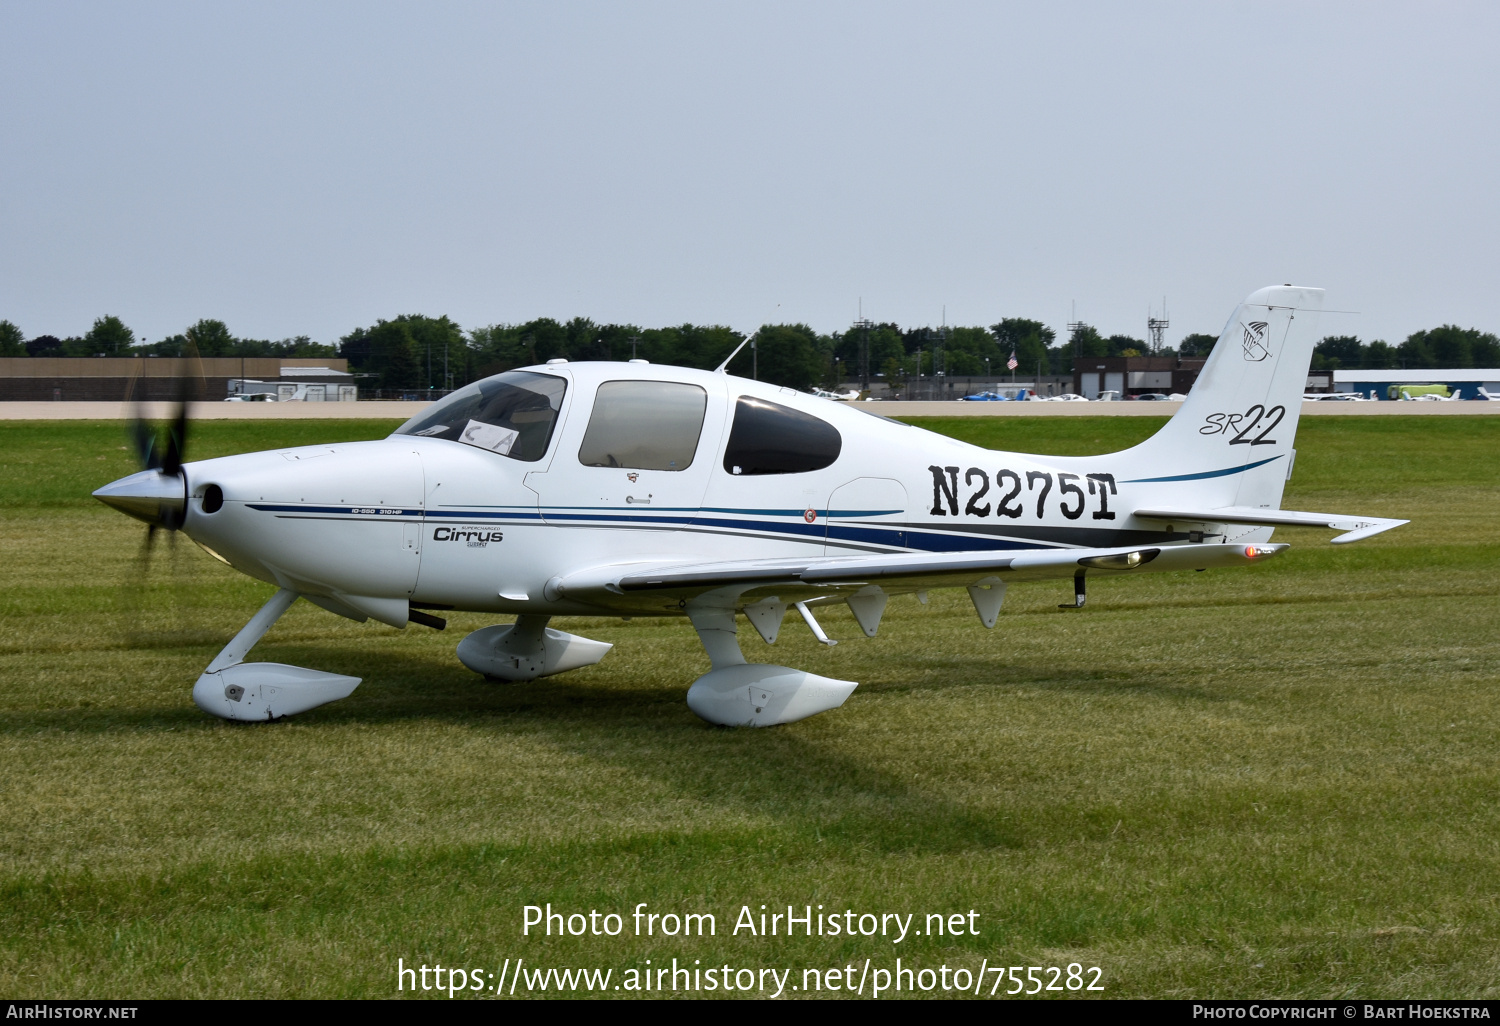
[191,588,362,722]
[194,662,360,722]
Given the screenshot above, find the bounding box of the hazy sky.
[3,1,1497,347]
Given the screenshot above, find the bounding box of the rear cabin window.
[722,397,842,475]
[392,370,566,462]
[577,380,708,471]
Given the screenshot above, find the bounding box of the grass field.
[1,416,1497,999]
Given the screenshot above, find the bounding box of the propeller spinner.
[92,465,187,528]
[94,404,190,530]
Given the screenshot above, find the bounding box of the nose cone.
[93,469,186,528]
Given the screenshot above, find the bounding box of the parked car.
[960,391,1008,401]
[1131,393,1172,401]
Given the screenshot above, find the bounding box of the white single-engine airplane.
[94,285,1406,727]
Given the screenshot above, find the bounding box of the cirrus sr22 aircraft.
[94,285,1405,727]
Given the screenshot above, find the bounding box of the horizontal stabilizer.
[1134,506,1408,544]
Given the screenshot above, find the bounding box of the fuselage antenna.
[714,335,753,374]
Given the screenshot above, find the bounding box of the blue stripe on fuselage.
[243,503,1053,551]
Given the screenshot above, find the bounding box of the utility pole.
[1067,301,1086,358]
[751,335,758,380]
[940,307,948,390]
[1067,301,1086,391]
[629,335,641,360]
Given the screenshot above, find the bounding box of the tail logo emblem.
[1242,321,1270,362]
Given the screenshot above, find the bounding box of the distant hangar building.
[1073,355,1208,399]
[0,357,356,401]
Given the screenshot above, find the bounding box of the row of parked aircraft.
[824,387,1494,404]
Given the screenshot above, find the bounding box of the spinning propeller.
[92,345,218,646]
[94,344,203,563]
[94,401,192,548]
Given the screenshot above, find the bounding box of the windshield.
[391,371,567,461]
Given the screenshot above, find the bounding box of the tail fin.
[1117,284,1323,510]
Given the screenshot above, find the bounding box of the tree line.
[2,312,1495,392]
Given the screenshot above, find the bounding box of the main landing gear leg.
[191,588,361,721]
[1059,571,1087,609]
[684,602,857,728]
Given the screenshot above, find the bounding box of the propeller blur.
[93,286,1407,726]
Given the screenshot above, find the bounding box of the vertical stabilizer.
[1116,285,1323,511]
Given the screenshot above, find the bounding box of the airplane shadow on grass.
[1,588,1302,858]
[1,640,1040,856]
[325,644,1029,855]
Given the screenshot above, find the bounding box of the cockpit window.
[722,396,842,475]
[392,371,566,461]
[578,380,707,471]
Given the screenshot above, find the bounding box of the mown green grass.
[0,417,1497,999]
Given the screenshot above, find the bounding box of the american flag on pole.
[1006,349,1018,371]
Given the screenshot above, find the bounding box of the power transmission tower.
[917,326,948,400]
[1146,298,1169,354]
[851,316,875,391]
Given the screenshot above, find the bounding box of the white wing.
[552,541,1284,613]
